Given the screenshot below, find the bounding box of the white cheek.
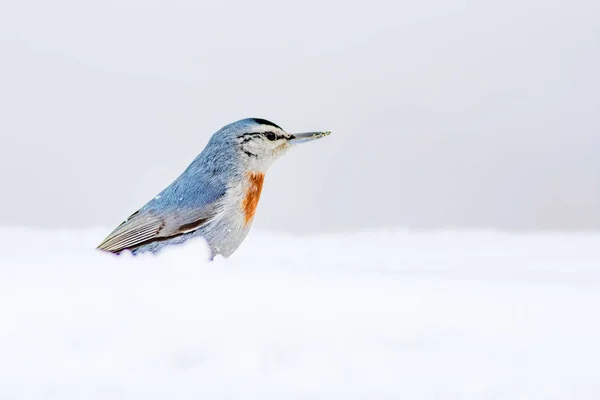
[239,138,289,172]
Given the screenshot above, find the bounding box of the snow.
[1,227,600,399]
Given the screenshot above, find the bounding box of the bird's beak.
[288,131,331,145]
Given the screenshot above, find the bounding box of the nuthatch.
[97,118,330,258]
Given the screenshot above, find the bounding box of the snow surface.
[1,227,600,399]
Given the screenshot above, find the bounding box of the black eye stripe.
[239,132,262,138]
[239,132,261,143]
[239,131,282,142]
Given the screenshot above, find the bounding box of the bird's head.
[211,118,330,173]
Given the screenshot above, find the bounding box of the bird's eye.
[265,132,277,141]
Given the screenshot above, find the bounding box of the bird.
[97,118,331,259]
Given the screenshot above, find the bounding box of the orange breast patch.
[242,172,265,226]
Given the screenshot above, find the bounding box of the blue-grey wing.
[97,179,225,254]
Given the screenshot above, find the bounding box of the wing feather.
[97,203,218,254]
[97,213,164,253]
[98,165,226,255]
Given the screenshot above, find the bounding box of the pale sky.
[1,0,599,232]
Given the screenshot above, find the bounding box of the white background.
[1,0,599,232]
